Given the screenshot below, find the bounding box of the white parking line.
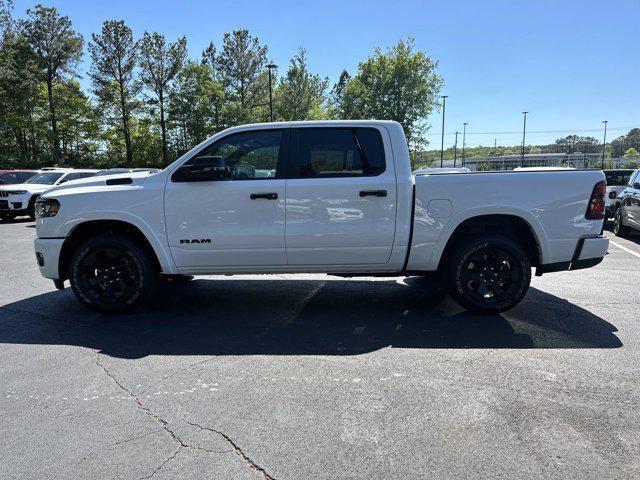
[609,240,640,258]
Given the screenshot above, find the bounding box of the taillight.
[586,180,606,220]
[608,191,617,199]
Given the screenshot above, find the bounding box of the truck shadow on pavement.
[0,277,622,359]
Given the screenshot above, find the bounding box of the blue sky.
[11,0,640,147]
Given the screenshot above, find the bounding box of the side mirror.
[634,182,640,190]
[173,156,230,182]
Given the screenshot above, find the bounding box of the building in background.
[442,153,640,171]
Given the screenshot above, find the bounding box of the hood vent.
[106,177,133,186]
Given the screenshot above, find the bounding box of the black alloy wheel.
[69,235,158,312]
[447,235,531,314]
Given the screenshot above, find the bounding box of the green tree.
[21,4,83,162]
[552,134,600,154]
[215,29,269,123]
[138,31,187,163]
[274,48,328,121]
[89,20,140,165]
[611,128,640,157]
[623,160,640,169]
[623,147,639,158]
[328,69,351,118]
[201,42,228,132]
[55,79,99,165]
[338,38,443,149]
[169,61,221,152]
[0,1,43,165]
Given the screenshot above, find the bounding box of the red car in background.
[0,170,39,185]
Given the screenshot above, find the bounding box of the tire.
[27,195,38,221]
[0,213,15,222]
[613,207,630,238]
[69,234,158,313]
[445,235,531,314]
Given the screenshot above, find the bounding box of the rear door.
[285,126,397,265]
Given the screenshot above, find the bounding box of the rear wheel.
[613,207,630,237]
[69,234,158,313]
[446,235,531,314]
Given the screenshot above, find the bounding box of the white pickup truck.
[33,121,609,314]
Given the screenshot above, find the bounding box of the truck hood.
[44,171,155,195]
[0,183,53,194]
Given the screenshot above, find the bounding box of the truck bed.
[406,170,607,271]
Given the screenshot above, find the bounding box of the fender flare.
[428,206,549,270]
[62,211,177,274]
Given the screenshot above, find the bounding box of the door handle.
[359,189,387,198]
[250,192,278,200]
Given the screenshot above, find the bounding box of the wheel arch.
[58,219,172,281]
[436,213,544,271]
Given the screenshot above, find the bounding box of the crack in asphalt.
[94,352,232,479]
[137,445,181,480]
[95,352,190,448]
[185,420,277,480]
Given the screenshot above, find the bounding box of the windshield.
[604,170,633,186]
[25,172,64,185]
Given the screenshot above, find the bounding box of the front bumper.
[34,237,65,280]
[0,193,31,213]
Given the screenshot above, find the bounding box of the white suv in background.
[0,168,98,221]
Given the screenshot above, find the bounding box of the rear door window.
[292,128,385,178]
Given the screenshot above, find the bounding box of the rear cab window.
[291,128,386,178]
[604,170,633,186]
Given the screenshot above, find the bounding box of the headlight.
[35,198,60,218]
[8,190,27,195]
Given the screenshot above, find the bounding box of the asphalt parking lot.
[1,220,639,479]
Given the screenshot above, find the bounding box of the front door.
[285,127,397,265]
[164,128,288,269]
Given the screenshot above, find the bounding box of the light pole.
[453,131,459,167]
[521,111,528,167]
[439,95,448,167]
[462,122,468,167]
[601,120,608,169]
[267,63,277,122]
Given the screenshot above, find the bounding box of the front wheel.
[27,195,38,221]
[69,234,158,313]
[446,235,531,314]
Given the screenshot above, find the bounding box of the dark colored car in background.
[612,168,640,237]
